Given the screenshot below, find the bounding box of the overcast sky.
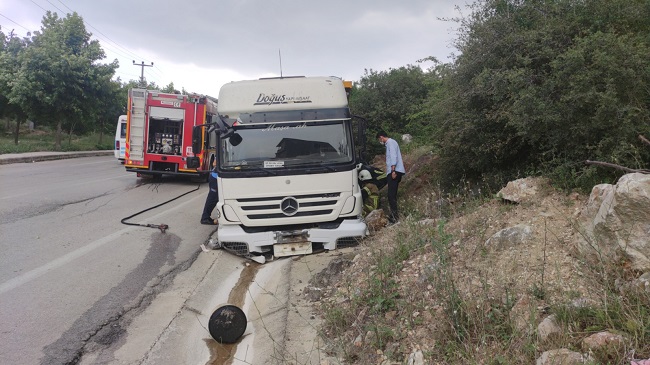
[1,0,469,97]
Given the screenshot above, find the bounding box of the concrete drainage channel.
[189,249,344,365]
[76,246,349,364]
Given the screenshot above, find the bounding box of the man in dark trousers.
[376,131,405,223]
[200,159,219,225]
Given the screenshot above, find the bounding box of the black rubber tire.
[208,305,247,344]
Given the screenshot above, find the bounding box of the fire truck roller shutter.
[149,106,184,121]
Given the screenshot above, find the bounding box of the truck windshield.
[220,121,353,169]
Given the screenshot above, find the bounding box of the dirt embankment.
[305,147,649,364]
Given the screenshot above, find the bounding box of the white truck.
[196,76,367,259]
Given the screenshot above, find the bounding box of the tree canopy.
[6,12,119,149]
[434,0,650,190]
[0,12,168,150]
[0,29,31,144]
[346,0,650,191]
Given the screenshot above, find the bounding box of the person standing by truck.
[200,159,219,225]
[376,131,405,224]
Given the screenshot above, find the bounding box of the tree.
[436,0,650,190]
[0,29,31,144]
[350,64,434,140]
[160,82,178,94]
[90,78,123,146]
[8,11,117,150]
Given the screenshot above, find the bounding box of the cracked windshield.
[221,122,352,169]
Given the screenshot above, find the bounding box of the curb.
[0,150,115,165]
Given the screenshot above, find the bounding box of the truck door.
[128,89,147,163]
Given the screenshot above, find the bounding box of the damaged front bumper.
[216,218,367,258]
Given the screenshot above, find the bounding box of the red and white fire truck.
[124,88,218,179]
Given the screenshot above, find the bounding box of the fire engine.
[124,89,218,179]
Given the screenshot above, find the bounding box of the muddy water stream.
[206,262,261,365]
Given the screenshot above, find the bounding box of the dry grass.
[318,174,650,364]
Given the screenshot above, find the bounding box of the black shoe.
[201,218,217,225]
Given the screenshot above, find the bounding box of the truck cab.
[212,76,367,258]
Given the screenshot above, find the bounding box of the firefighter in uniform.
[359,166,387,216]
[360,170,379,216]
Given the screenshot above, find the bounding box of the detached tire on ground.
[208,305,247,344]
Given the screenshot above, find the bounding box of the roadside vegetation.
[320,0,649,363]
[318,157,650,363]
[0,12,181,152]
[0,123,113,154]
[349,0,649,193]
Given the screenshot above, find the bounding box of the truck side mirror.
[192,126,202,154]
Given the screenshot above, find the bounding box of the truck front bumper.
[216,219,368,257]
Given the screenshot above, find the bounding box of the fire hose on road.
[120,184,201,233]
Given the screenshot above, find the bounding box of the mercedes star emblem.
[280,197,299,216]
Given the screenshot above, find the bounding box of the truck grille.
[337,236,362,248]
[236,193,341,221]
[248,209,333,219]
[221,242,249,256]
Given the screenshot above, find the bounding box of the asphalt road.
[0,156,218,364]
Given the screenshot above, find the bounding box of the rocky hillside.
[309,147,650,365]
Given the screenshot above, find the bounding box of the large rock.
[580,173,650,271]
[581,184,613,218]
[496,177,547,204]
[581,331,627,359]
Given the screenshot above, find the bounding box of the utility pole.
[132,60,154,86]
